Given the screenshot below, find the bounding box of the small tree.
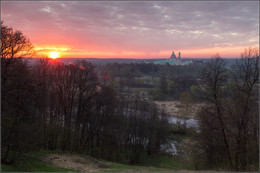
[160,76,168,94]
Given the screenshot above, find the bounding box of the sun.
[49,51,59,59]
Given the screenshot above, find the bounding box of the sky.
[1,1,259,59]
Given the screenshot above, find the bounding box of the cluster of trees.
[106,77,154,91]
[157,76,199,100]
[1,22,169,164]
[96,57,205,102]
[197,51,259,171]
[98,62,203,79]
[147,75,198,101]
[100,66,200,101]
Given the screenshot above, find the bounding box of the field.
[154,101,202,119]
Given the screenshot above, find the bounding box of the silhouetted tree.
[198,55,233,168]
[197,49,259,170]
[1,22,36,164]
[1,21,34,77]
[227,48,259,170]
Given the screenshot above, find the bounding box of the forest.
[1,22,259,172]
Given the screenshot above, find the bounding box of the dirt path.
[40,153,247,173]
[41,153,109,172]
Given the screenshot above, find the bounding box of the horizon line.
[29,56,240,59]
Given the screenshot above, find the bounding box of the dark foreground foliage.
[1,58,170,165]
[196,50,259,171]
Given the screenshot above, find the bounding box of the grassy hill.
[1,150,193,172]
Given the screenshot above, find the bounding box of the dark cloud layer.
[1,1,259,58]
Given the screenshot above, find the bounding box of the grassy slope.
[103,155,193,172]
[1,152,76,172]
[142,155,193,170]
[1,150,193,172]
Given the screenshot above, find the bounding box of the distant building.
[170,51,177,60]
[152,50,192,65]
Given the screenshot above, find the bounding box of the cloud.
[2,1,259,58]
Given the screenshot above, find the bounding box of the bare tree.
[1,21,34,67]
[228,47,259,170]
[198,54,233,168]
[1,22,36,164]
[198,49,259,170]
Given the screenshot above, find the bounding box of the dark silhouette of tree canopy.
[1,21,35,87]
[229,48,259,170]
[197,50,259,170]
[1,22,35,164]
[1,22,170,165]
[198,55,233,168]
[1,21,34,60]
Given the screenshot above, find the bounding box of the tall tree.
[197,49,259,170]
[1,22,36,164]
[198,55,233,168]
[229,48,259,170]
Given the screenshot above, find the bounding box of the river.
[168,116,199,129]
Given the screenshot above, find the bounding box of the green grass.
[102,163,147,172]
[1,150,193,172]
[100,162,169,172]
[169,133,192,142]
[100,153,193,172]
[1,149,79,172]
[141,154,193,170]
[1,153,77,172]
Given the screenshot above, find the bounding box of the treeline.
[195,50,259,171]
[98,63,202,101]
[1,58,170,164]
[98,62,203,79]
[153,75,199,100]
